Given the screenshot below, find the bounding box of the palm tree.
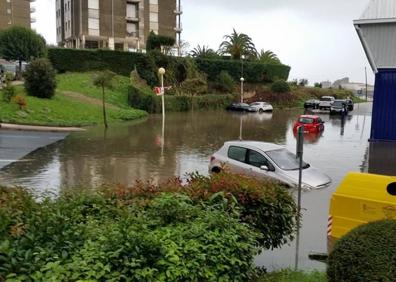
[257,49,281,64]
[190,45,218,59]
[219,29,257,60]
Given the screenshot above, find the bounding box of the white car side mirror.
[260,165,269,171]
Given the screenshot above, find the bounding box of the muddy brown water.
[1,102,394,271]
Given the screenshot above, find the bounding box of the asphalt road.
[0,130,68,170]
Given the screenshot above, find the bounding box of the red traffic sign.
[154,87,164,96]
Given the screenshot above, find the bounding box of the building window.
[149,0,158,4]
[7,9,11,14]
[88,0,99,10]
[88,0,100,36]
[127,22,138,37]
[127,3,138,18]
[86,40,99,49]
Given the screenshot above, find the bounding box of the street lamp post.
[240,77,245,103]
[158,67,166,118]
[240,55,245,103]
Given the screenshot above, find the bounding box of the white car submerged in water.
[209,141,331,190]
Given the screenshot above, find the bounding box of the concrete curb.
[0,123,86,132]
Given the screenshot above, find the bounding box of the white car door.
[224,145,251,175]
[246,149,293,185]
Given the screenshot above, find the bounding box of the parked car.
[346,98,354,111]
[293,115,324,133]
[209,141,332,189]
[304,99,320,109]
[226,103,256,112]
[249,102,273,113]
[330,100,348,115]
[319,96,335,110]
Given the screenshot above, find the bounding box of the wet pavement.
[1,102,393,270]
[0,130,67,170]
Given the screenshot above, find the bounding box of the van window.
[228,146,247,163]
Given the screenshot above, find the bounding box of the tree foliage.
[257,49,281,64]
[219,28,257,60]
[146,31,176,51]
[0,26,46,71]
[190,45,219,59]
[24,58,56,99]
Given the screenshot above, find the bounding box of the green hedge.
[48,48,158,86]
[195,58,291,83]
[128,85,235,113]
[48,48,290,88]
[327,220,396,282]
[0,172,297,280]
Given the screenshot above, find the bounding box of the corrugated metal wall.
[360,23,396,68]
[361,0,396,20]
[371,69,396,141]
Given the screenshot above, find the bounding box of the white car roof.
[224,140,283,152]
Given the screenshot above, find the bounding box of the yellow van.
[328,172,396,251]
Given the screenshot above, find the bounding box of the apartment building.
[56,0,181,51]
[0,0,32,31]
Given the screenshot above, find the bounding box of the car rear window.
[228,146,247,163]
[299,117,314,124]
[320,97,332,102]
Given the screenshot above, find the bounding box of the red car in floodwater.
[293,115,325,133]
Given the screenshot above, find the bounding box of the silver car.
[209,141,331,189]
[249,102,273,113]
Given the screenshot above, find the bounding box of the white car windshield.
[266,149,309,170]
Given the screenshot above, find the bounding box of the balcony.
[30,7,36,13]
[127,0,140,3]
[126,31,139,38]
[174,24,182,33]
[126,16,139,22]
[174,6,183,15]
[30,18,36,23]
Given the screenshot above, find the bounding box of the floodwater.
[1,102,395,271]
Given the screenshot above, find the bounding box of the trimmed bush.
[48,48,158,86]
[271,79,291,93]
[24,58,56,99]
[195,58,291,83]
[327,220,396,282]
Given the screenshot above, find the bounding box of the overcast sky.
[32,0,374,85]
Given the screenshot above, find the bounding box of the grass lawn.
[257,269,327,282]
[0,78,147,127]
[56,72,132,109]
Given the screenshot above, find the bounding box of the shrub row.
[48,48,290,86]
[195,58,291,83]
[0,172,297,280]
[48,48,158,86]
[128,85,235,113]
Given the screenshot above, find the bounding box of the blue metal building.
[354,0,396,141]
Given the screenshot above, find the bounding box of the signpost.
[295,125,304,270]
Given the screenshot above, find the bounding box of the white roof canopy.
[354,0,396,72]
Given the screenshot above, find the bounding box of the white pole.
[161,74,165,118]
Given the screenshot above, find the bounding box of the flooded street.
[1,102,394,270]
